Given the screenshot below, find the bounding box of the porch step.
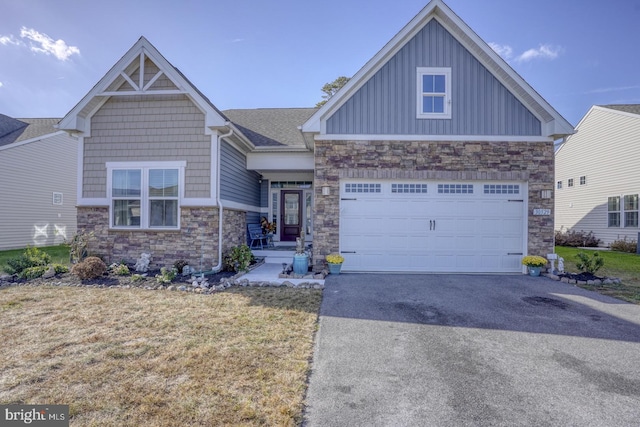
[252,248,309,264]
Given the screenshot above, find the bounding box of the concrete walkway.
[238,262,325,286]
[303,273,640,426]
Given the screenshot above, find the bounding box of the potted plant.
[326,253,345,275]
[522,255,547,277]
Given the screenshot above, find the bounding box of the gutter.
[208,124,234,273]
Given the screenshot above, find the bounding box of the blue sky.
[0,0,638,126]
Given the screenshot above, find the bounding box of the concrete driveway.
[303,274,640,426]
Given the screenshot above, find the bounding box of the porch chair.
[248,224,269,249]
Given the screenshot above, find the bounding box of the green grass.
[555,246,640,303]
[0,245,70,273]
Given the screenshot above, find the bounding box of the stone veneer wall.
[312,140,555,271]
[77,206,247,270]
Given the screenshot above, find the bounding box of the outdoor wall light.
[321,185,331,196]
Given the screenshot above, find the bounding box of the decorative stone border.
[543,273,622,286]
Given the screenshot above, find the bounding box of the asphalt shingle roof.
[223,108,318,148]
[600,104,640,116]
[0,115,61,147]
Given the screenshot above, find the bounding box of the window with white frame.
[416,67,451,119]
[556,181,562,189]
[568,178,574,187]
[608,196,620,227]
[580,176,586,185]
[624,194,638,227]
[108,162,184,229]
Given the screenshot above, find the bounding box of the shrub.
[53,264,69,274]
[610,238,637,253]
[555,230,601,247]
[155,267,177,284]
[223,244,254,272]
[68,230,95,264]
[575,252,604,274]
[21,266,48,279]
[173,259,189,274]
[71,256,107,280]
[4,246,52,275]
[111,263,130,276]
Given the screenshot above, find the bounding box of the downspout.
[209,125,234,273]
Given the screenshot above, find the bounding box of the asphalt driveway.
[303,274,640,426]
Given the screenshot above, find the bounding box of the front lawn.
[555,246,640,303]
[0,285,322,426]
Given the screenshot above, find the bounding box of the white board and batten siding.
[0,133,78,250]
[339,180,527,273]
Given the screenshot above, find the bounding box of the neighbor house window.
[416,67,451,119]
[556,181,562,189]
[108,161,185,229]
[580,176,586,185]
[608,196,620,227]
[624,194,638,227]
[568,178,574,187]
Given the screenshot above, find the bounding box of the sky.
[0,0,639,127]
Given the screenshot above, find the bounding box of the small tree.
[575,252,604,275]
[316,76,350,107]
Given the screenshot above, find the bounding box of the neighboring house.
[555,105,640,246]
[0,114,78,250]
[58,0,573,273]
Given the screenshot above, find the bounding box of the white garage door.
[339,181,526,273]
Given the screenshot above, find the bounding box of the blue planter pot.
[328,263,342,275]
[293,254,309,275]
[528,266,542,277]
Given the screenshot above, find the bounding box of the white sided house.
[58,0,573,273]
[0,115,78,250]
[555,105,640,246]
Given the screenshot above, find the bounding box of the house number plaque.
[533,209,551,216]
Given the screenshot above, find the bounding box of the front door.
[281,190,302,241]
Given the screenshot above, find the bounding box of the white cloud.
[488,42,513,60]
[0,34,21,46]
[515,44,561,63]
[19,27,79,61]
[0,81,3,88]
[489,42,562,64]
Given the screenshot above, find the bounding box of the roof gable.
[0,114,28,146]
[302,0,573,140]
[58,37,228,135]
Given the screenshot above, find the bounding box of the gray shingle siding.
[326,19,541,136]
[220,141,261,206]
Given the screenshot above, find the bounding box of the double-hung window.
[608,196,620,227]
[108,161,185,229]
[624,194,639,227]
[416,67,451,119]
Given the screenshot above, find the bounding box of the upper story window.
[556,181,562,189]
[567,178,574,187]
[580,176,586,185]
[416,67,451,119]
[107,161,185,230]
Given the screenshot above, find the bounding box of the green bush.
[555,230,601,247]
[111,263,131,276]
[71,256,107,280]
[20,266,48,279]
[155,267,177,284]
[4,246,52,275]
[223,244,254,272]
[576,252,605,274]
[610,238,637,253]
